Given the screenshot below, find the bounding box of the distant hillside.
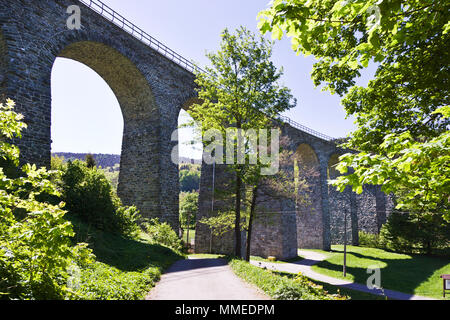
[52,153,201,167]
[52,153,121,169]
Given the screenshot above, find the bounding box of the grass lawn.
[229,258,384,300]
[300,245,450,300]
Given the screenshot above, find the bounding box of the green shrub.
[59,160,139,237]
[379,211,450,255]
[74,261,160,300]
[144,219,183,252]
[0,99,93,300]
[179,169,200,192]
[359,231,382,249]
[273,282,305,300]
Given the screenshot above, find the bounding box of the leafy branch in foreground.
[259,0,450,222]
[0,99,93,300]
[331,106,450,222]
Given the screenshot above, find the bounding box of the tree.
[179,169,200,192]
[258,0,450,221]
[85,153,96,169]
[189,27,296,257]
[0,99,93,299]
[179,191,199,245]
[379,210,450,255]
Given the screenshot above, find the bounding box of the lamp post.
[343,208,348,278]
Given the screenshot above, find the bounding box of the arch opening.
[51,40,160,220]
[177,106,203,249]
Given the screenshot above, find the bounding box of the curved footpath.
[250,250,436,300]
[146,257,269,300]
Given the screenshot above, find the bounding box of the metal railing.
[278,115,334,141]
[77,0,204,73]
[78,0,334,142]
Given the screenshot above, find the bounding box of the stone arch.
[294,143,323,249]
[327,153,341,180]
[1,0,200,231]
[52,40,161,219]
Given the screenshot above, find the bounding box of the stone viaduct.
[0,0,390,259]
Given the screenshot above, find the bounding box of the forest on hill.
[52,152,121,170]
[52,153,201,169]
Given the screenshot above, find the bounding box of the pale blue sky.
[51,0,373,157]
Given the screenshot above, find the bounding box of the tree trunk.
[246,186,258,262]
[235,172,242,258]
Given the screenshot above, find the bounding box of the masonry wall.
[0,0,198,229]
[195,123,338,258]
[1,0,391,256]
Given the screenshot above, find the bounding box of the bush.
[179,169,200,192]
[273,281,305,300]
[0,99,93,300]
[59,160,139,237]
[73,261,160,300]
[359,231,382,249]
[378,211,450,255]
[144,219,183,252]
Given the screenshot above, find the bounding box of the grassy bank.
[228,258,353,300]
[69,215,184,300]
[301,246,450,299]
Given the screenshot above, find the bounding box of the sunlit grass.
[301,245,450,299]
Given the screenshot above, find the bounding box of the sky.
[51,0,374,158]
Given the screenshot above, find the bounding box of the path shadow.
[164,258,228,274]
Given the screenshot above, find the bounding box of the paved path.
[250,250,435,300]
[146,258,269,300]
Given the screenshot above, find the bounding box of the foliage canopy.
[258,0,450,220]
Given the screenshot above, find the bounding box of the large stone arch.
[54,40,160,219]
[295,143,324,249]
[0,0,199,229]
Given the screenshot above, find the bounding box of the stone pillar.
[195,162,237,255]
[250,186,298,260]
[319,162,331,251]
[375,186,387,233]
[350,189,359,245]
[356,185,378,234]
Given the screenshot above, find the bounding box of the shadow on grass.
[314,247,450,297]
[68,214,184,272]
